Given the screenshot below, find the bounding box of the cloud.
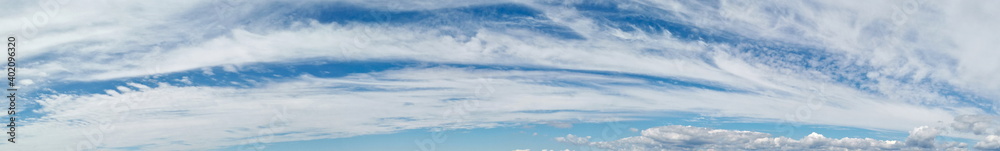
[1,0,998,150]
[0,66,978,150]
[0,67,805,150]
[545,121,574,129]
[952,115,1000,135]
[10,0,986,138]
[976,135,1000,150]
[557,125,967,150]
[556,134,591,146]
[905,126,941,148]
[951,115,1000,150]
[5,0,994,113]
[8,0,996,107]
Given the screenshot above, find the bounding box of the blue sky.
[1,0,1000,150]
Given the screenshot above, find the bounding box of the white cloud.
[0,67,978,150]
[6,0,996,109]
[20,79,34,87]
[556,134,591,146]
[1,0,997,149]
[952,115,1000,135]
[200,67,214,75]
[8,18,981,141]
[643,0,1000,105]
[976,135,1000,150]
[557,125,967,150]
[221,64,238,73]
[905,126,941,148]
[545,121,574,129]
[174,76,192,85]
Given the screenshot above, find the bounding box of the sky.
[1,0,999,150]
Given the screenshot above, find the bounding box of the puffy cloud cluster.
[976,135,1000,150]
[557,125,968,150]
[952,115,1000,135]
[905,126,942,148]
[948,114,1000,150]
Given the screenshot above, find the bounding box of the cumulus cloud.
[906,126,941,148]
[557,125,968,150]
[976,135,1000,150]
[952,115,1000,135]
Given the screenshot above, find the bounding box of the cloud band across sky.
[1,0,998,150]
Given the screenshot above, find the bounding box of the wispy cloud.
[0,66,980,150]
[1,0,997,150]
